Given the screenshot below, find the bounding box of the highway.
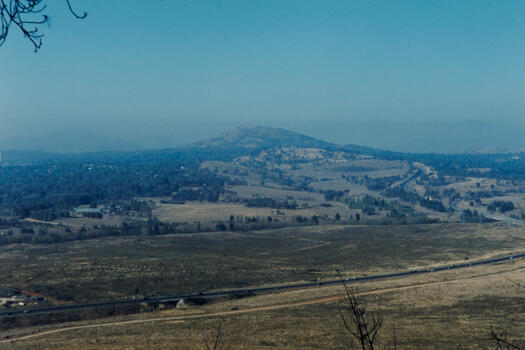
[484,214,524,225]
[450,200,524,226]
[1,252,523,318]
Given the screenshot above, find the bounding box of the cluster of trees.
[383,188,448,213]
[2,211,352,246]
[383,187,421,203]
[345,195,397,212]
[461,209,494,223]
[418,197,448,212]
[324,190,349,201]
[171,187,224,203]
[487,200,515,213]
[244,197,298,209]
[363,175,402,191]
[81,212,103,219]
[0,153,226,219]
[465,190,505,200]
[0,219,193,246]
[443,188,461,202]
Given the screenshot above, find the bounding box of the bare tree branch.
[504,277,524,294]
[65,0,86,19]
[491,326,523,350]
[337,269,384,350]
[391,322,398,350]
[488,278,524,349]
[204,319,226,350]
[0,0,87,52]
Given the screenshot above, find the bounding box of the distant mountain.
[0,130,135,153]
[453,146,525,155]
[5,123,522,163]
[0,126,341,163]
[186,125,337,153]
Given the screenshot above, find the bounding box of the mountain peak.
[187,125,336,151]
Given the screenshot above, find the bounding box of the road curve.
[1,252,523,319]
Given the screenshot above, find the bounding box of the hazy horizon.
[2,119,525,154]
[1,1,524,153]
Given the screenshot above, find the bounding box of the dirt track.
[2,266,521,345]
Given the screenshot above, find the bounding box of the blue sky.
[1,0,524,151]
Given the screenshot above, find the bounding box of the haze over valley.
[2,119,525,154]
[2,1,525,349]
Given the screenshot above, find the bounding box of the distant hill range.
[0,130,135,154]
[0,126,342,164]
[453,146,525,154]
[1,125,525,162]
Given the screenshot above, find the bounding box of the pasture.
[0,223,524,304]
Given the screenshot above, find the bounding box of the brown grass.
[153,201,352,223]
[3,259,525,349]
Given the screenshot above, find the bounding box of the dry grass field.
[56,216,124,229]
[152,201,353,223]
[284,158,409,182]
[226,185,325,201]
[3,258,525,349]
[1,223,524,305]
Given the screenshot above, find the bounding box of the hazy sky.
[1,0,524,151]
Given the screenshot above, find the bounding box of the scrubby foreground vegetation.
[2,256,525,349]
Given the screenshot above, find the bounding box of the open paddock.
[0,223,524,305]
[152,201,353,223]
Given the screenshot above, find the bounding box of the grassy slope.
[4,258,525,349]
[1,223,524,303]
